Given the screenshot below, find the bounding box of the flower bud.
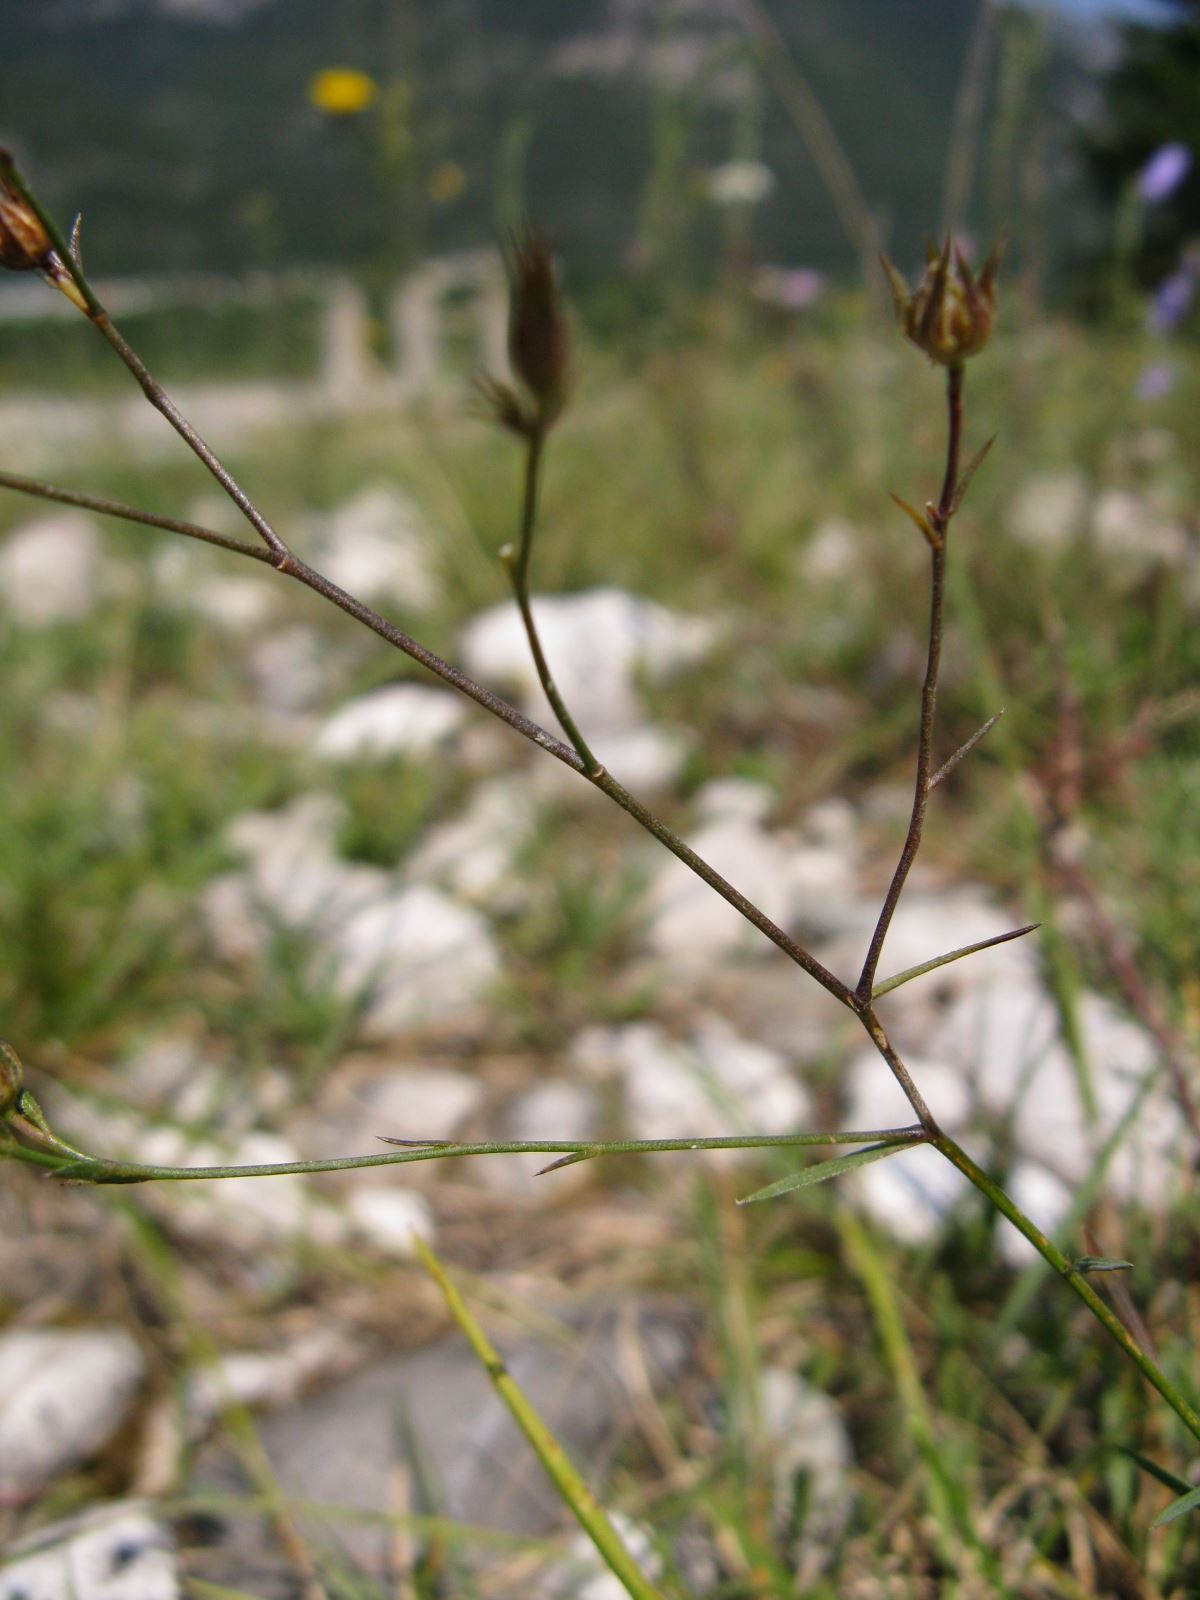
[0,170,54,273]
[507,233,569,425]
[0,1040,25,1118]
[0,154,89,312]
[881,237,1000,366]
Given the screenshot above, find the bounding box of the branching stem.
[3,156,1194,1465]
[858,362,963,1002]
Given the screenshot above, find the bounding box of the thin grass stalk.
[413,1235,665,1600]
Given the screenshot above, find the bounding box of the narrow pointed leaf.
[536,1150,599,1175]
[737,1141,910,1206]
[949,433,996,517]
[930,709,1005,789]
[890,492,940,548]
[1121,1447,1191,1497]
[1153,1485,1200,1528]
[873,923,1040,999]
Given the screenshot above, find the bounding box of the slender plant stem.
[858,362,963,1002]
[503,425,604,774]
[0,469,275,565]
[859,1010,936,1130]
[0,156,287,561]
[935,1131,1200,1445]
[414,1235,665,1600]
[0,1126,926,1183]
[90,314,289,558]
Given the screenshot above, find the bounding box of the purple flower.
[1135,360,1176,402]
[1137,142,1192,204]
[751,266,825,310]
[1148,263,1195,334]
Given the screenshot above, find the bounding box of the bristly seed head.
[506,230,569,426]
[881,237,1001,367]
[0,151,89,312]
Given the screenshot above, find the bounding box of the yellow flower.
[309,68,378,118]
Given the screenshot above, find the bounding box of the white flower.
[707,159,776,207]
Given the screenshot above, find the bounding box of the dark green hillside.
[2,0,1069,284]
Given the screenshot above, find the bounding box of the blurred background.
[2,3,1200,1598]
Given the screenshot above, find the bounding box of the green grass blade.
[1153,1485,1200,1528]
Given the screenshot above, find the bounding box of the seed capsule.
[881,238,1001,366]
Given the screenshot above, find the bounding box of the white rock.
[0,512,101,624]
[996,1164,1075,1267]
[853,1141,973,1244]
[842,1050,972,1135]
[460,587,716,732]
[694,777,775,826]
[801,796,860,854]
[185,1327,357,1438]
[226,792,346,869]
[537,1513,661,1600]
[203,853,388,964]
[1007,470,1089,551]
[582,724,689,791]
[346,1186,435,1256]
[188,573,277,633]
[0,1329,145,1494]
[248,625,326,712]
[329,885,500,1040]
[644,814,857,964]
[592,1016,810,1149]
[760,1367,853,1579]
[317,484,442,612]
[343,1065,485,1144]
[406,777,534,903]
[314,683,468,761]
[0,1505,178,1600]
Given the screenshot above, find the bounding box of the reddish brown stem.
[857,361,963,1002]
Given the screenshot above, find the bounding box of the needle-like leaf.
[737,1141,911,1205]
[873,923,1040,999]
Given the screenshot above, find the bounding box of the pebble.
[0,1329,145,1495]
[0,512,101,625]
[0,1505,178,1600]
[313,683,468,761]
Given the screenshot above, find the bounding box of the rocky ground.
[0,377,1196,1596]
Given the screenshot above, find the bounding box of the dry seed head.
[0,152,89,312]
[507,232,569,424]
[0,165,54,273]
[881,237,1001,366]
[0,1041,25,1117]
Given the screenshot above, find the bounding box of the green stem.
[414,1236,665,1600]
[0,1125,926,1184]
[934,1131,1200,1445]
